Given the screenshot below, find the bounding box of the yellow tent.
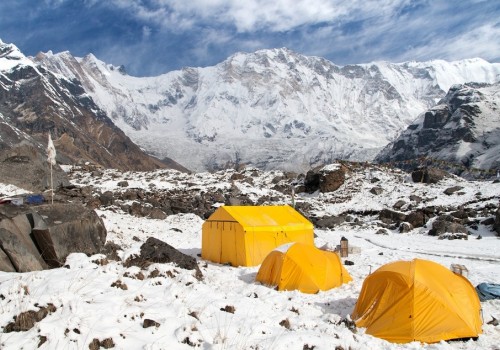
[352,259,482,343]
[256,242,352,293]
[202,205,314,267]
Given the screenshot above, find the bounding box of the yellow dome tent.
[202,205,314,267]
[255,242,352,293]
[352,259,482,343]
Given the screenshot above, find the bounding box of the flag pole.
[47,133,56,204]
[50,161,53,204]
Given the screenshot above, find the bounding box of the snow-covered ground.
[0,166,499,349]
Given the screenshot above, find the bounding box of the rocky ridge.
[376,83,500,175]
[0,41,185,172]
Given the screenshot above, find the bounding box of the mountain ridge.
[0,40,187,173]
[34,46,500,172]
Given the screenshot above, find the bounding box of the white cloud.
[398,23,500,63]
[108,0,413,33]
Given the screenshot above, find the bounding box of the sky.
[0,0,499,77]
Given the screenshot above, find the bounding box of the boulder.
[0,210,48,272]
[370,187,384,195]
[444,186,465,195]
[31,203,107,268]
[406,210,427,228]
[428,215,468,237]
[304,164,346,193]
[399,222,413,233]
[494,208,500,236]
[411,167,449,184]
[0,247,16,272]
[126,237,203,280]
[379,209,406,225]
[393,200,406,210]
[313,215,346,229]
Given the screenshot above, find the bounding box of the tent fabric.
[202,205,314,267]
[352,259,482,344]
[255,242,352,293]
[476,283,500,301]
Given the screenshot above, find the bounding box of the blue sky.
[0,0,498,77]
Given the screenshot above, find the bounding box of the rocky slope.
[0,40,186,172]
[35,47,500,171]
[376,83,500,175]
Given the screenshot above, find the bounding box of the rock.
[411,167,449,184]
[0,246,16,271]
[126,237,203,280]
[405,210,427,228]
[143,319,160,328]
[99,191,115,207]
[0,208,48,272]
[344,260,355,266]
[393,200,406,210]
[313,215,346,229]
[481,217,495,226]
[444,186,464,195]
[31,203,107,268]
[149,208,167,220]
[375,228,389,235]
[370,187,383,195]
[399,222,413,233]
[117,180,129,187]
[379,209,406,225]
[494,208,500,236]
[3,303,56,332]
[428,215,467,237]
[409,195,423,203]
[304,164,346,193]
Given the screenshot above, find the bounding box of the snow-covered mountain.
[35,48,500,172]
[376,82,500,173]
[0,39,185,172]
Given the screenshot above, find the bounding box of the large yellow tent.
[352,259,482,343]
[256,242,352,293]
[202,205,314,267]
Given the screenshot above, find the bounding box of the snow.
[1,166,499,349]
[31,47,500,172]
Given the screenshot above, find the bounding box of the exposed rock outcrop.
[0,203,106,272]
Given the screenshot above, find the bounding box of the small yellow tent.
[352,259,482,344]
[202,205,314,267]
[256,242,352,293]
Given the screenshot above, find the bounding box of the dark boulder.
[444,186,465,195]
[126,237,203,280]
[406,210,427,228]
[399,222,413,233]
[304,164,346,193]
[370,187,384,195]
[411,167,449,184]
[494,208,500,236]
[31,203,107,268]
[428,215,468,237]
[313,215,346,229]
[379,209,406,225]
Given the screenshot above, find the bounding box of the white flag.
[47,133,56,166]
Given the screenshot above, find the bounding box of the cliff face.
[376,83,500,173]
